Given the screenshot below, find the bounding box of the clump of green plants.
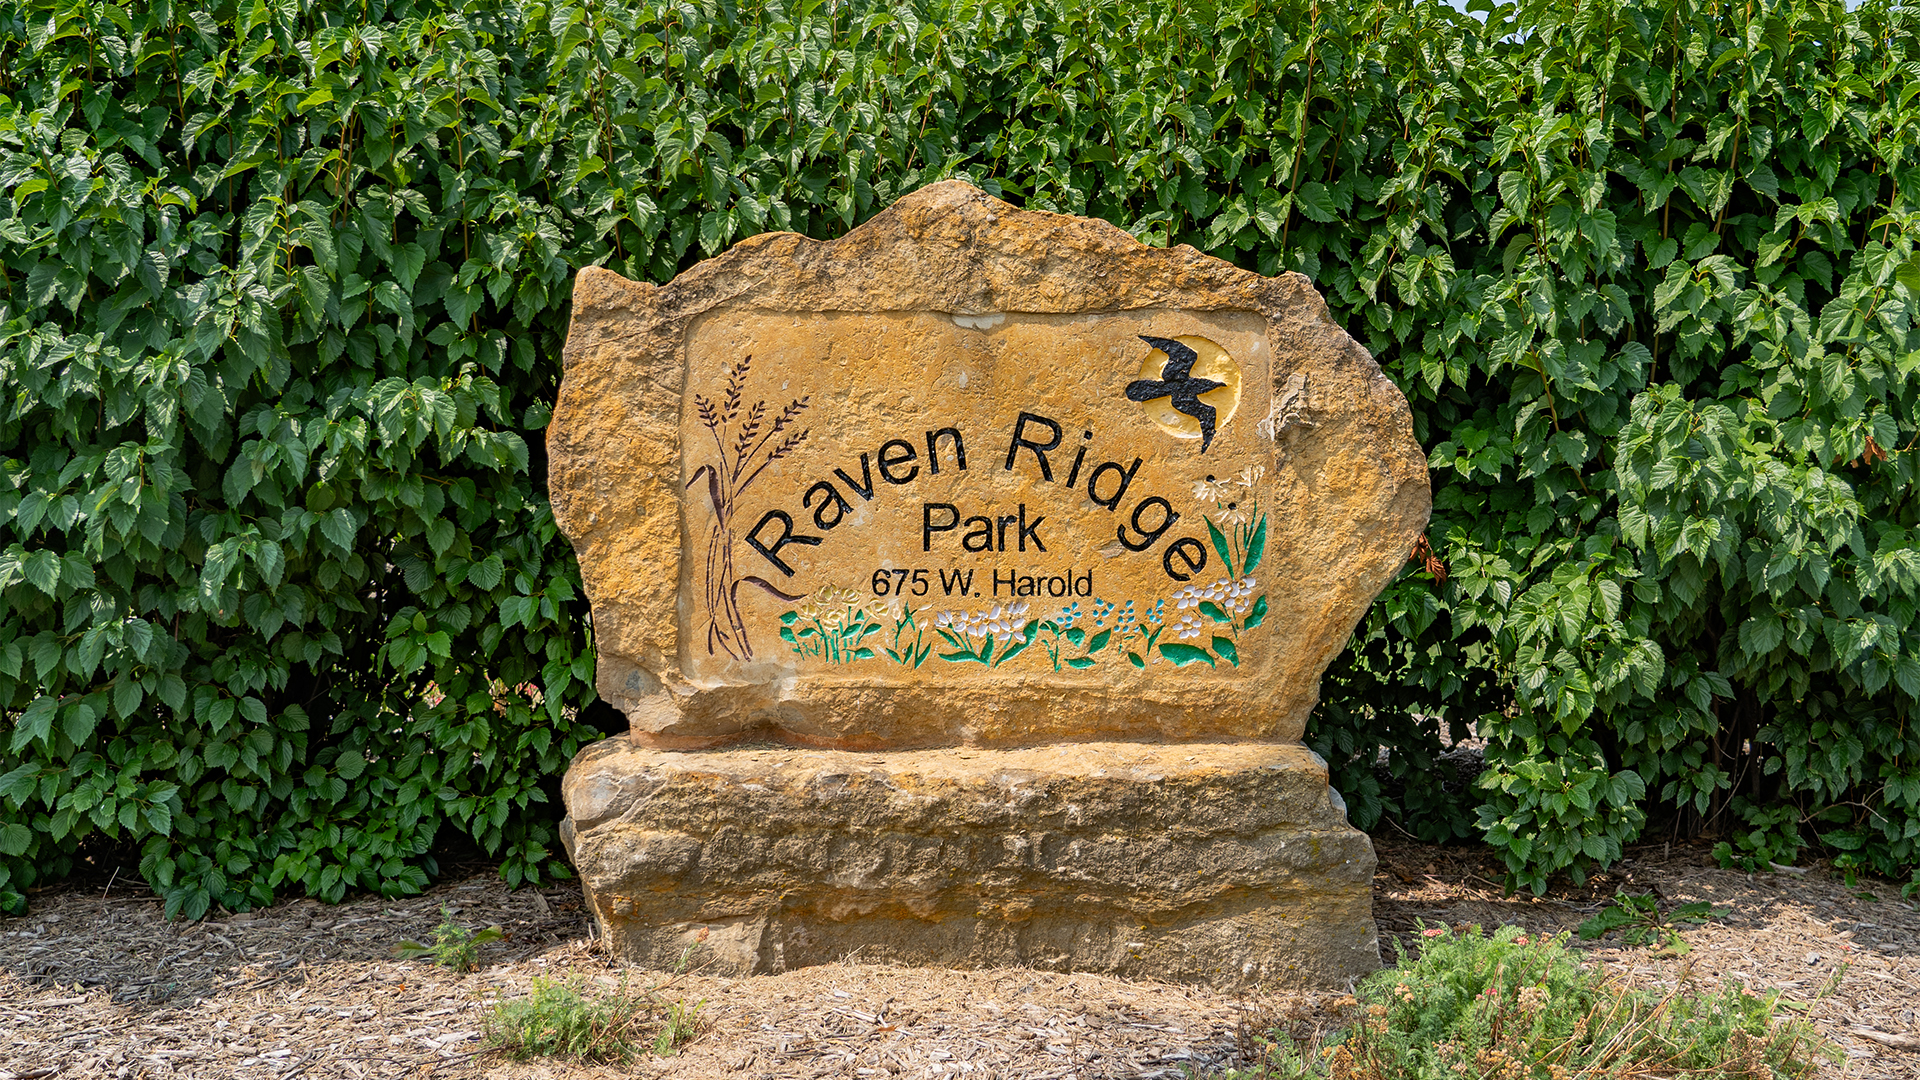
[393,906,505,973]
[1227,924,1833,1080]
[1577,890,1728,956]
[484,976,703,1064]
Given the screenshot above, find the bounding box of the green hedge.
[1,0,1915,914]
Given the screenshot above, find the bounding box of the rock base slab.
[561,738,1378,989]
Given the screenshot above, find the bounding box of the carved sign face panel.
[549,183,1429,749]
[681,310,1274,685]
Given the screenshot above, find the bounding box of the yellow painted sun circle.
[1135,335,1241,440]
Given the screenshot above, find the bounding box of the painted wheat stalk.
[689,355,810,660]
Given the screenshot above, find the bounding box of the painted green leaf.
[1065,657,1096,669]
[1245,596,1267,629]
[853,647,876,660]
[1200,601,1230,623]
[1212,637,1239,666]
[1127,652,1145,669]
[1206,516,1233,574]
[1087,629,1112,652]
[1064,626,1085,645]
[1244,516,1267,574]
[1159,642,1216,667]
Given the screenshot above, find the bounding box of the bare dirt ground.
[0,838,1914,1080]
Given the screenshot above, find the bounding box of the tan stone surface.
[560,738,1379,990]
[550,180,1429,748]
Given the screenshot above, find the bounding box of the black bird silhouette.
[1126,336,1226,452]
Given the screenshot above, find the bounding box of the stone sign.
[551,182,1429,988]
[550,182,1429,751]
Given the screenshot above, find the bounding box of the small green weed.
[1576,890,1727,955]
[484,976,703,1064]
[1223,923,1834,1080]
[393,906,504,972]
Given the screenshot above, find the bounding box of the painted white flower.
[1192,477,1229,502]
[1235,464,1266,488]
[935,611,954,629]
[1216,502,1252,527]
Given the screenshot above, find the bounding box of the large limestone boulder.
[550,181,1426,989]
[561,740,1378,989]
[549,180,1429,750]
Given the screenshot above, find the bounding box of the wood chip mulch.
[0,838,1913,1079]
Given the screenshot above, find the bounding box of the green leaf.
[1159,642,1216,667]
[468,554,504,591]
[1295,181,1337,223]
[425,516,456,556]
[62,702,99,745]
[1065,656,1096,669]
[157,675,187,711]
[144,803,173,835]
[1206,517,1232,574]
[113,678,142,719]
[0,764,38,804]
[1245,596,1267,629]
[319,509,357,551]
[0,823,30,857]
[1243,517,1266,573]
[1212,636,1238,666]
[22,549,60,595]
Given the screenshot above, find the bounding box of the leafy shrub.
[1230,924,1833,1080]
[1,0,1917,912]
[0,0,608,916]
